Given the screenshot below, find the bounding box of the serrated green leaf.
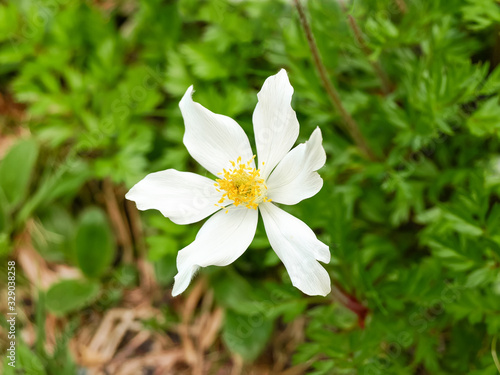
[465,267,496,288]
[466,96,500,137]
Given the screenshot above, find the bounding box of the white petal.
[125,169,222,225]
[259,202,331,296]
[266,127,326,205]
[253,69,300,179]
[179,86,255,176]
[172,208,258,296]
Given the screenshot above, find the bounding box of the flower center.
[215,156,271,210]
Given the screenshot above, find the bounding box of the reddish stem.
[331,283,369,329]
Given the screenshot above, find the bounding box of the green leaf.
[0,3,18,42]
[480,64,500,95]
[0,232,9,256]
[153,254,177,286]
[461,0,500,30]
[3,341,47,375]
[466,96,500,137]
[222,309,274,361]
[486,203,500,235]
[75,208,115,279]
[32,206,75,262]
[443,211,483,237]
[180,42,231,80]
[0,189,8,232]
[415,334,439,372]
[46,279,100,316]
[146,235,178,261]
[0,137,39,207]
[212,270,263,314]
[465,267,497,288]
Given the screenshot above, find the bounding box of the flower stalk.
[293,0,377,161]
[338,0,392,95]
[331,283,369,329]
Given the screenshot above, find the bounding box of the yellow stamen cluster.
[215,156,271,210]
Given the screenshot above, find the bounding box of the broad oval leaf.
[0,137,39,207]
[222,309,273,361]
[46,279,100,316]
[75,207,115,278]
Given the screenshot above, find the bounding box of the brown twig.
[125,198,146,255]
[231,354,244,375]
[293,0,377,161]
[273,317,306,373]
[339,0,392,95]
[180,279,206,375]
[102,178,134,263]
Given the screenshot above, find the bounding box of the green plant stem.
[293,0,378,162]
[339,0,392,95]
[331,283,369,328]
[493,335,500,373]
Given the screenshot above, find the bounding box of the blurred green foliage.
[1,0,500,373]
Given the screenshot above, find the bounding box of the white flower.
[126,69,331,297]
